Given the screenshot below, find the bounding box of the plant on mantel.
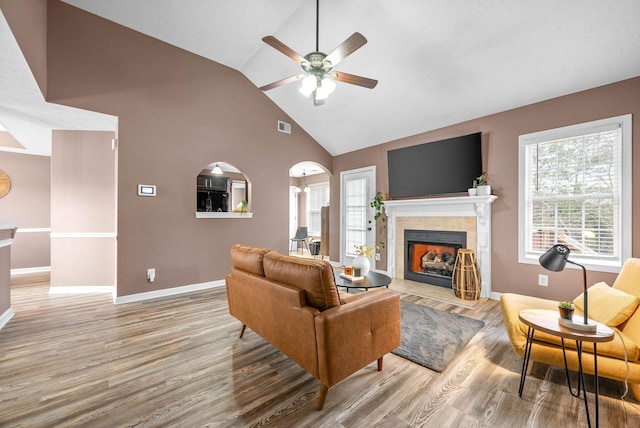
[370,192,386,249]
[474,172,492,196]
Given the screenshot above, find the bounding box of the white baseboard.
[49,286,115,295]
[11,266,51,275]
[0,307,15,330]
[114,279,225,304]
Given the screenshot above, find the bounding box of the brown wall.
[333,77,640,301]
[33,1,331,297]
[50,130,116,287]
[0,0,48,96]
[0,151,50,270]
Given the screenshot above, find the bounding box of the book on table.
[340,272,364,282]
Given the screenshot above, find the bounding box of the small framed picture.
[343,266,353,276]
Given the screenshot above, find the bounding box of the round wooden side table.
[518,309,614,428]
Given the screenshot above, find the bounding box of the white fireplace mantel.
[384,195,497,298]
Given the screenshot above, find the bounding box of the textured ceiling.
[2,1,640,157]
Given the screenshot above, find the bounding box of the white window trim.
[518,114,632,273]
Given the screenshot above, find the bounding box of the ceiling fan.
[259,0,378,106]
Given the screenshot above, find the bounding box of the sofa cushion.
[263,252,340,311]
[230,244,270,276]
[573,281,639,327]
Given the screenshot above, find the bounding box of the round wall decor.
[0,170,10,198]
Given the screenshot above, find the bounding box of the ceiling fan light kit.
[260,0,377,106]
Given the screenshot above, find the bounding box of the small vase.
[352,255,371,277]
[468,188,477,196]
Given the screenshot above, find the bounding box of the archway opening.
[289,161,330,259]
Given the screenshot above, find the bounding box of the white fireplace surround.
[384,195,498,299]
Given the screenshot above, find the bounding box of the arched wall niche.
[195,161,253,218]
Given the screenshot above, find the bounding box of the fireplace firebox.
[405,229,467,288]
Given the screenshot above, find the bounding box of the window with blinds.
[345,178,368,257]
[307,182,329,235]
[518,114,632,272]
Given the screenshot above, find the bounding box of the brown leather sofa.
[225,244,401,410]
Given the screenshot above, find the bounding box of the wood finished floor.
[1,274,639,427]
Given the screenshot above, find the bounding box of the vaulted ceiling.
[2,1,640,156]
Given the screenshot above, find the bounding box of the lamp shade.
[539,244,570,272]
[212,163,223,175]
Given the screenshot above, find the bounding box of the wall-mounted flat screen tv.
[387,132,482,199]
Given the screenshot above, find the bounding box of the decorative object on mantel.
[0,169,10,198]
[474,173,491,196]
[370,191,386,248]
[468,176,479,196]
[452,249,481,300]
[392,300,485,372]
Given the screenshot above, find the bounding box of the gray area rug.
[392,300,485,372]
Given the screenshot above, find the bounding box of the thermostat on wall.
[138,184,156,196]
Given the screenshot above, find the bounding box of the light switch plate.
[138,184,156,196]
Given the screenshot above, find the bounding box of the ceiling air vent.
[277,120,291,134]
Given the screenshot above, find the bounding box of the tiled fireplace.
[405,229,466,288]
[384,195,497,298]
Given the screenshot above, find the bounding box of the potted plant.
[558,301,575,320]
[475,173,491,196]
[370,192,386,248]
[468,180,477,196]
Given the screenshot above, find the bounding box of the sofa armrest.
[314,289,401,387]
[226,269,320,376]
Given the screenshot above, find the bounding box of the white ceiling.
[2,1,640,157]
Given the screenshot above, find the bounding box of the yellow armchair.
[501,258,640,401]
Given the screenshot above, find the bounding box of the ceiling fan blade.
[332,71,378,89]
[262,36,306,64]
[259,74,306,91]
[324,32,367,67]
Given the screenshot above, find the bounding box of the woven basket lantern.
[452,249,481,300]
